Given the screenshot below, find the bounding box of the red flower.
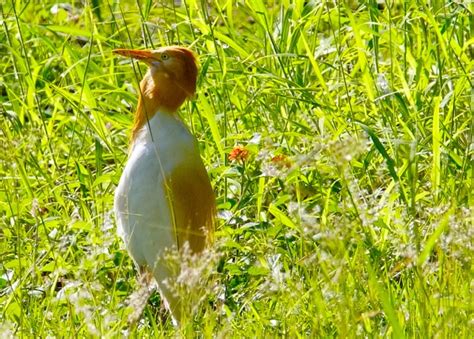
[271,154,291,168]
[228,145,249,162]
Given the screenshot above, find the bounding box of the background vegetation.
[1,0,472,336]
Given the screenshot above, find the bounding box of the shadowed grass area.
[1,1,472,336]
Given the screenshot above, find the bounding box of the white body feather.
[114,110,198,316]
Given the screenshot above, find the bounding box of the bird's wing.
[165,157,215,253]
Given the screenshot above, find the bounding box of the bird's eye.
[161,53,170,61]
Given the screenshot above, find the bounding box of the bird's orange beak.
[113,49,155,62]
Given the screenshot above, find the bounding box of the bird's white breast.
[114,111,198,267]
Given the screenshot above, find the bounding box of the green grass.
[1,0,473,336]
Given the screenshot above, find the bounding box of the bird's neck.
[131,71,188,142]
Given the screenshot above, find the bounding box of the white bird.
[113,46,215,324]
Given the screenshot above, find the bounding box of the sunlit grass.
[1,0,473,336]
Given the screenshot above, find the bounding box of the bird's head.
[114,46,198,100]
[114,46,198,139]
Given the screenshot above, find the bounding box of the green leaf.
[247,265,269,276]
